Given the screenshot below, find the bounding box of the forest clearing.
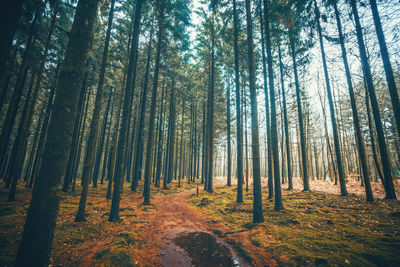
[1,0,400,266]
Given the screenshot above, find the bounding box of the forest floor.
[0,178,400,266]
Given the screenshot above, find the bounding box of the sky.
[188,0,206,48]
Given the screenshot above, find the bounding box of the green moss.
[249,234,262,247]
[92,247,135,267]
[212,229,225,237]
[242,222,257,229]
[187,186,400,266]
[228,240,253,263]
[55,222,98,244]
[277,218,299,226]
[94,248,111,259]
[118,231,140,246]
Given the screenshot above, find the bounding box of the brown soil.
[133,186,251,266]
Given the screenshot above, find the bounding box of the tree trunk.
[15,0,99,265]
[278,46,292,190]
[227,83,232,186]
[93,92,113,186]
[28,60,60,189]
[0,7,39,166]
[75,0,115,221]
[206,5,216,194]
[11,5,59,192]
[101,97,115,185]
[233,0,244,203]
[350,0,396,199]
[314,1,347,196]
[258,0,273,199]
[109,0,144,221]
[245,0,264,222]
[263,0,283,210]
[155,85,166,188]
[7,73,35,201]
[244,90,249,192]
[131,28,153,192]
[165,77,176,187]
[143,0,165,205]
[332,1,373,201]
[0,0,24,95]
[369,0,400,151]
[107,91,124,200]
[289,29,309,191]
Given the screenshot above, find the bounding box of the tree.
[232,0,244,204]
[349,0,396,199]
[226,83,232,187]
[245,0,264,223]
[15,0,99,265]
[314,1,347,196]
[263,0,283,210]
[206,1,217,194]
[109,0,145,221]
[143,0,166,205]
[76,0,116,222]
[289,27,309,191]
[369,0,400,151]
[278,45,292,190]
[259,0,273,199]
[131,24,153,192]
[0,0,25,99]
[330,0,373,202]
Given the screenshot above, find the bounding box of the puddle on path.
[162,231,242,267]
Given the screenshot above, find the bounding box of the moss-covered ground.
[188,186,400,266]
[0,180,197,266]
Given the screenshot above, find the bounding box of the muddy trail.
[135,187,251,267]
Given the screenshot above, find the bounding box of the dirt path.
[134,186,249,266]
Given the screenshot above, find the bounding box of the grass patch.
[92,247,135,266]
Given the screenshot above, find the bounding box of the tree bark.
[233,0,244,203]
[0,6,39,166]
[245,0,264,222]
[314,1,347,196]
[15,0,99,265]
[109,0,144,221]
[227,83,232,186]
[350,0,396,199]
[75,0,115,221]
[278,46,292,190]
[131,29,153,192]
[289,29,309,191]
[206,5,216,193]
[93,92,113,186]
[369,0,400,152]
[332,1,373,201]
[143,0,165,205]
[263,0,283,210]
[0,0,24,96]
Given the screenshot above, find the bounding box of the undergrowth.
[0,179,196,266]
[188,185,400,266]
